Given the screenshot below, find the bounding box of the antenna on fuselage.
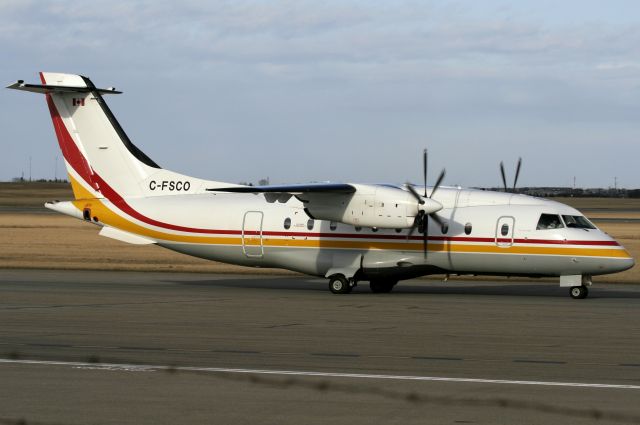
[499,157,522,193]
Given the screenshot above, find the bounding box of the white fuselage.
[56,185,632,282]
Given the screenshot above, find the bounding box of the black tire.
[569,285,588,299]
[329,275,352,294]
[369,280,397,294]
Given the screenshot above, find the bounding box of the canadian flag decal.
[72,98,85,106]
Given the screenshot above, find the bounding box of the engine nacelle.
[302,184,419,229]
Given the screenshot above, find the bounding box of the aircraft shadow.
[165,277,640,299]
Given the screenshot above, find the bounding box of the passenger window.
[283,217,291,230]
[355,226,362,232]
[395,228,402,233]
[441,222,449,234]
[464,223,472,235]
[329,221,337,231]
[307,219,314,230]
[501,223,509,236]
[537,214,564,230]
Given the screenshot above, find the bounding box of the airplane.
[7,72,635,299]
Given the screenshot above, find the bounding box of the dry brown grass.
[0,183,637,282]
[0,214,296,275]
[554,197,640,211]
[585,212,640,219]
[0,213,636,283]
[0,182,72,208]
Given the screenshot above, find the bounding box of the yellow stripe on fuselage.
[69,172,97,200]
[67,176,632,260]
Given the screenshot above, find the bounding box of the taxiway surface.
[1,269,639,424]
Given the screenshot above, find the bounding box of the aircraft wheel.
[569,285,589,299]
[370,280,397,293]
[329,275,352,294]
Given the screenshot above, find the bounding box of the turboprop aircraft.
[7,72,634,298]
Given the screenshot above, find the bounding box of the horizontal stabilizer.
[6,80,121,95]
[45,201,84,219]
[99,226,155,245]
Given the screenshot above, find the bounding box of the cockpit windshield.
[536,214,564,230]
[562,215,596,229]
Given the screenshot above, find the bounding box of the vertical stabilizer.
[39,72,159,199]
[7,72,234,201]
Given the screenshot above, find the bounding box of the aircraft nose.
[620,255,635,272]
[609,251,635,274]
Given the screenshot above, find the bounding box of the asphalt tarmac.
[1,269,639,425]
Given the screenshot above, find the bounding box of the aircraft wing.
[207,183,355,195]
[207,182,357,208]
[207,182,419,229]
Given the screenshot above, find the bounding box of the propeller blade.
[500,161,508,192]
[430,169,446,198]
[423,149,428,198]
[406,184,425,204]
[406,211,423,240]
[513,157,522,192]
[423,214,428,259]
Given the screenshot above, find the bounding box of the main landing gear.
[328,275,353,294]
[369,280,397,294]
[569,285,589,299]
[328,275,398,294]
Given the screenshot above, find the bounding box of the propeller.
[513,157,522,192]
[499,157,522,193]
[406,149,445,258]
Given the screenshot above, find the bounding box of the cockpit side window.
[562,215,596,229]
[536,214,564,230]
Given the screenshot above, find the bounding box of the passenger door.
[495,216,515,247]
[242,211,264,258]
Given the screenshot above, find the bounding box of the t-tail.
[7,72,229,205]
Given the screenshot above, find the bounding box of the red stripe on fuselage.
[93,175,623,247]
[91,173,244,235]
[260,233,620,246]
[94,180,623,247]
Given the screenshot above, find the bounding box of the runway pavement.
[0,269,639,424]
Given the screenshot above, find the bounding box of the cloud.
[1,1,639,187]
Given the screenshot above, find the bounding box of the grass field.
[554,197,640,211]
[0,182,72,208]
[0,182,637,283]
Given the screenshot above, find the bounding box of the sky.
[1,0,639,188]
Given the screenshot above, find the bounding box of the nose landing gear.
[569,285,589,299]
[561,275,592,299]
